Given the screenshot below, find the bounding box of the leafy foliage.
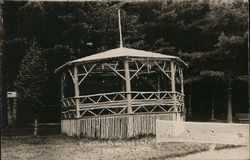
[3,0,248,122]
[15,42,48,114]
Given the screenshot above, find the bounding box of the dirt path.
[174,145,250,160]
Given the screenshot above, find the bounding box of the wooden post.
[60,72,65,133]
[122,79,125,93]
[124,59,132,113]
[73,65,80,118]
[171,62,177,113]
[122,80,126,107]
[157,74,160,98]
[227,87,233,123]
[34,116,37,136]
[124,59,133,137]
[61,72,65,100]
[12,98,17,126]
[210,97,216,120]
[61,72,65,121]
[180,69,184,95]
[180,68,185,119]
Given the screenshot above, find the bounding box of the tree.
[180,30,248,122]
[200,2,248,122]
[15,42,48,134]
[3,1,248,123]
[0,1,7,127]
[178,1,248,122]
[214,32,248,122]
[17,2,46,42]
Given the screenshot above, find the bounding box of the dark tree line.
[2,1,248,124]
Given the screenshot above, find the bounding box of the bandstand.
[55,47,187,138]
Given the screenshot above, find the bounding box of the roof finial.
[118,9,123,48]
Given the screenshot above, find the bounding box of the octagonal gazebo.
[55,47,187,138]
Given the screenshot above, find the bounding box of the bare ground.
[1,135,247,160]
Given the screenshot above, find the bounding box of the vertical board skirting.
[61,113,182,138]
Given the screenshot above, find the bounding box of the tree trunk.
[188,85,192,118]
[226,87,233,123]
[34,115,38,136]
[0,5,8,128]
[210,97,216,120]
[248,33,250,118]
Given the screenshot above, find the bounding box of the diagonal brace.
[78,64,96,86]
[154,61,172,80]
[105,63,125,80]
[130,62,147,80]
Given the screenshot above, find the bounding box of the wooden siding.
[61,113,183,138]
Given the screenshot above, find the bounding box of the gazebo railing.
[61,91,184,108]
[61,91,184,118]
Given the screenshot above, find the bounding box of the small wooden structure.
[6,91,17,127]
[55,47,187,138]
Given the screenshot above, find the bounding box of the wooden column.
[61,72,66,120]
[124,59,133,137]
[171,61,177,112]
[122,80,126,99]
[73,65,80,118]
[61,72,65,100]
[157,74,160,98]
[180,68,184,120]
[180,69,184,95]
[124,59,132,113]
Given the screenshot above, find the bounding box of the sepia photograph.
[0,0,249,159]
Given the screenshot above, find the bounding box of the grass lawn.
[1,135,241,160]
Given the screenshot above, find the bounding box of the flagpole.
[118,9,123,48]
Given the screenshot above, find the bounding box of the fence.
[156,120,250,145]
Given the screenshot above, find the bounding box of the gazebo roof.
[55,47,187,72]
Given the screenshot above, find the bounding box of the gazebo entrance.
[56,47,187,138]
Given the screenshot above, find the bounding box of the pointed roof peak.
[71,47,185,64]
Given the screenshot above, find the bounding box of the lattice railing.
[61,91,184,108]
[61,91,184,118]
[61,104,185,119]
